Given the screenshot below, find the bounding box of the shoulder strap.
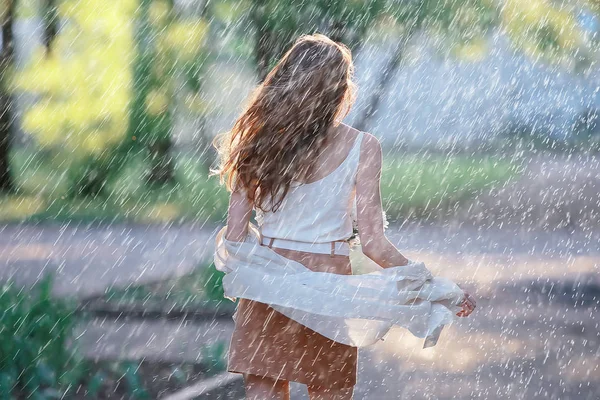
[351,132,364,182]
[350,131,364,163]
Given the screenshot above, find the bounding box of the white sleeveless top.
[256,131,364,243]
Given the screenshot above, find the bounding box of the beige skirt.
[226,245,358,389]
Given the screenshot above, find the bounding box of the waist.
[259,234,350,256]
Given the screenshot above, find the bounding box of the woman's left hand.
[456,291,476,317]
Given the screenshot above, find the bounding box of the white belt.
[259,234,350,256]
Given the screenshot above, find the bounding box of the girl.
[211,33,476,400]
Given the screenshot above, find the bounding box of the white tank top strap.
[350,130,364,160]
[347,130,364,183]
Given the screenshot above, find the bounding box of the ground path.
[0,222,598,399]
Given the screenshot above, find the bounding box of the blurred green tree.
[13,0,138,196]
[501,0,593,70]
[213,0,594,132]
[12,0,212,198]
[228,0,387,82]
[129,0,211,185]
[355,0,596,131]
[0,0,15,192]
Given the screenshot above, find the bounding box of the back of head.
[211,33,357,213]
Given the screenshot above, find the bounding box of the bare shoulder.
[361,132,381,154]
[341,125,381,181]
[340,123,381,152]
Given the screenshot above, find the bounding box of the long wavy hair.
[210,33,357,213]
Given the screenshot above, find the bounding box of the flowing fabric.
[214,222,465,349]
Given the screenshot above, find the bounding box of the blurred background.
[0,0,598,399]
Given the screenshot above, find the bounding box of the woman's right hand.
[456,291,476,317]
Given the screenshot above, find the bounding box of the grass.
[98,262,236,313]
[3,148,230,225]
[2,146,520,224]
[380,153,520,220]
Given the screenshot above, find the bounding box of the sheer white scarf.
[214,222,465,349]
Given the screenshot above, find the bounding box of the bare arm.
[355,136,477,315]
[224,185,253,242]
[355,133,410,268]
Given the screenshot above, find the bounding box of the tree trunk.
[43,0,58,55]
[148,137,174,185]
[145,0,176,186]
[329,20,347,43]
[252,0,274,83]
[354,30,416,132]
[0,0,15,192]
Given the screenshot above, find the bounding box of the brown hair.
[210,33,357,213]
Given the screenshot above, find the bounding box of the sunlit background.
[0,0,598,398]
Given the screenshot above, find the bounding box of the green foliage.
[0,274,199,398]
[383,0,594,68]
[572,108,600,142]
[427,0,498,55]
[13,1,136,158]
[5,146,520,224]
[115,361,151,399]
[5,147,230,224]
[128,0,213,187]
[77,360,153,398]
[501,0,593,70]
[199,341,227,376]
[12,0,214,200]
[384,0,498,61]
[226,0,386,76]
[86,370,108,397]
[499,117,600,153]
[0,274,85,398]
[101,261,234,311]
[11,1,140,198]
[15,0,39,18]
[201,263,227,302]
